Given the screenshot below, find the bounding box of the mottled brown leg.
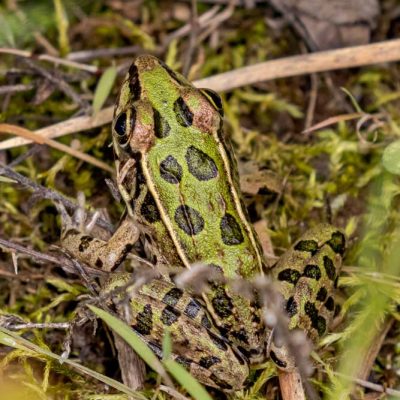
[61,217,139,272]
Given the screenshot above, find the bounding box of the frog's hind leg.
[269,223,346,371]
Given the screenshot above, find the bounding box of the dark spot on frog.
[334,304,341,317]
[323,256,336,281]
[140,192,161,223]
[286,296,298,317]
[133,304,153,335]
[119,243,134,262]
[160,305,180,326]
[316,316,326,336]
[207,330,228,351]
[294,239,319,255]
[160,155,182,183]
[62,228,80,240]
[305,301,318,321]
[184,299,201,319]
[201,314,212,329]
[334,276,339,289]
[220,213,244,246]
[128,64,141,101]
[305,301,326,336]
[158,59,185,86]
[316,287,328,302]
[270,350,287,369]
[238,346,263,359]
[95,258,103,268]
[79,235,94,252]
[237,346,250,359]
[230,328,249,344]
[147,340,163,358]
[185,145,218,181]
[174,205,204,235]
[211,285,234,318]
[325,296,335,312]
[209,373,233,390]
[277,269,301,285]
[327,231,346,255]
[252,312,261,324]
[162,287,183,307]
[176,355,192,369]
[199,355,221,369]
[153,107,170,138]
[303,264,322,280]
[174,97,193,127]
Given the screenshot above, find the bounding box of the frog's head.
[112,55,223,157]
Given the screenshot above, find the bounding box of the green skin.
[113,55,265,362]
[61,55,346,391]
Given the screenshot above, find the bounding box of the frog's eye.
[201,88,224,117]
[113,108,136,148]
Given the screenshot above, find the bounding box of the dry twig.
[0,124,114,173]
[2,39,400,151]
[0,48,98,73]
[0,163,114,233]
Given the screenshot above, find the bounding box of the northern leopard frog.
[61,55,345,391]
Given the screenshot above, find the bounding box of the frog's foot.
[57,192,101,238]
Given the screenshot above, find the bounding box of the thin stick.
[67,46,143,62]
[278,370,306,400]
[21,58,89,110]
[2,39,400,150]
[7,322,70,330]
[0,48,98,73]
[357,317,394,382]
[0,107,114,150]
[0,237,105,278]
[0,124,114,173]
[333,371,400,398]
[0,84,35,95]
[196,39,400,91]
[0,163,114,233]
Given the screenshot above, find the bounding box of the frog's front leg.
[59,198,139,272]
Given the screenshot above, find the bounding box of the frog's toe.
[55,201,73,231]
[72,192,89,231]
[57,192,100,235]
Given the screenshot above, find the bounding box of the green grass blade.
[88,305,170,384]
[92,66,118,114]
[162,330,172,360]
[382,140,400,175]
[0,327,145,399]
[163,359,212,400]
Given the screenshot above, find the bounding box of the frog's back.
[112,55,266,361]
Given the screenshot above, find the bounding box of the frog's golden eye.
[201,88,224,117]
[113,108,136,147]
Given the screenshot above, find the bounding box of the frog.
[60,55,346,391]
